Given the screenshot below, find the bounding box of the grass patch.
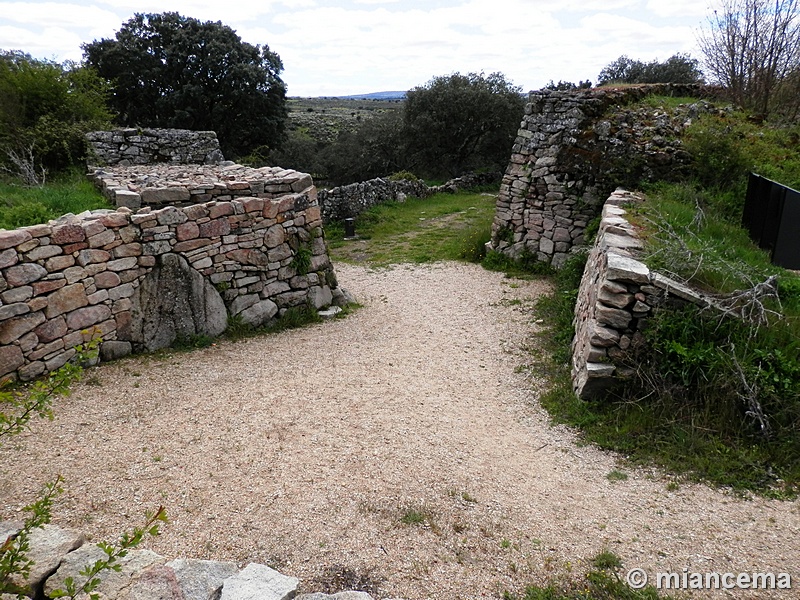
[0,169,110,228]
[533,180,800,497]
[326,190,496,266]
[504,551,672,600]
[224,304,323,342]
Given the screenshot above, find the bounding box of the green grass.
[504,551,673,600]
[0,169,111,229]
[326,190,497,266]
[531,181,800,497]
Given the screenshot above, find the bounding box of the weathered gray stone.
[5,524,85,596]
[141,187,191,204]
[46,545,165,599]
[0,344,24,376]
[309,285,333,309]
[605,252,649,284]
[5,263,47,287]
[114,190,142,210]
[128,253,227,351]
[220,563,299,600]
[166,558,239,600]
[0,302,29,320]
[0,311,45,344]
[239,299,278,326]
[100,340,132,361]
[0,248,19,269]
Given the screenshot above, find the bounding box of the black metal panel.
[773,188,800,269]
[760,182,786,252]
[743,173,768,242]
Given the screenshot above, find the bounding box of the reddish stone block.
[51,224,85,245]
[198,218,231,238]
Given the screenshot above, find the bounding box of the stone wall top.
[91,164,314,211]
[86,128,224,167]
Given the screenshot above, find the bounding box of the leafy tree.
[0,51,113,176]
[543,79,593,91]
[318,110,407,184]
[597,53,704,85]
[83,12,288,158]
[403,72,525,178]
[697,0,800,115]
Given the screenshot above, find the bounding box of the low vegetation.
[0,170,110,229]
[326,190,496,266]
[527,100,800,498]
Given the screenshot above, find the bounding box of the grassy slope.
[0,170,111,229]
[326,190,496,266]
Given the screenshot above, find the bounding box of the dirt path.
[1,262,798,599]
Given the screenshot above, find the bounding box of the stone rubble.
[1,522,395,600]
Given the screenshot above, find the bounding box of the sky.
[0,0,712,97]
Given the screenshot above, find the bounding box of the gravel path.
[1,262,798,599]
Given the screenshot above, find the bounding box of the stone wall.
[572,189,711,399]
[0,521,384,600]
[319,172,502,223]
[91,164,314,212]
[489,84,724,268]
[0,165,343,382]
[86,128,225,167]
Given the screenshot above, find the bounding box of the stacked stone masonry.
[0,521,396,600]
[86,128,225,167]
[572,189,712,399]
[318,172,501,224]
[489,84,725,268]
[0,164,342,381]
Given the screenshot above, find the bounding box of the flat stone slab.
[220,563,299,600]
[166,558,239,600]
[605,252,649,284]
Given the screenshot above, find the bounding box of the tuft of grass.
[0,169,111,228]
[400,508,429,526]
[606,470,629,483]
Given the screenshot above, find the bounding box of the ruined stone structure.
[0,164,342,381]
[86,128,225,167]
[489,84,723,268]
[572,189,713,399]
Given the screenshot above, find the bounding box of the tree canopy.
[83,12,288,158]
[597,53,704,86]
[0,51,112,175]
[402,72,525,178]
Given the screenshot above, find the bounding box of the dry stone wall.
[91,163,315,212]
[489,84,724,268]
[86,128,225,167]
[572,189,711,399]
[0,165,342,382]
[318,172,501,223]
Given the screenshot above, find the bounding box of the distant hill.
[334,91,406,100]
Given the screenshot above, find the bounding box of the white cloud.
[0,0,709,95]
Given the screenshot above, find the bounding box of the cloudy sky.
[0,0,711,97]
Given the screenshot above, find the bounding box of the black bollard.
[343,217,356,238]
